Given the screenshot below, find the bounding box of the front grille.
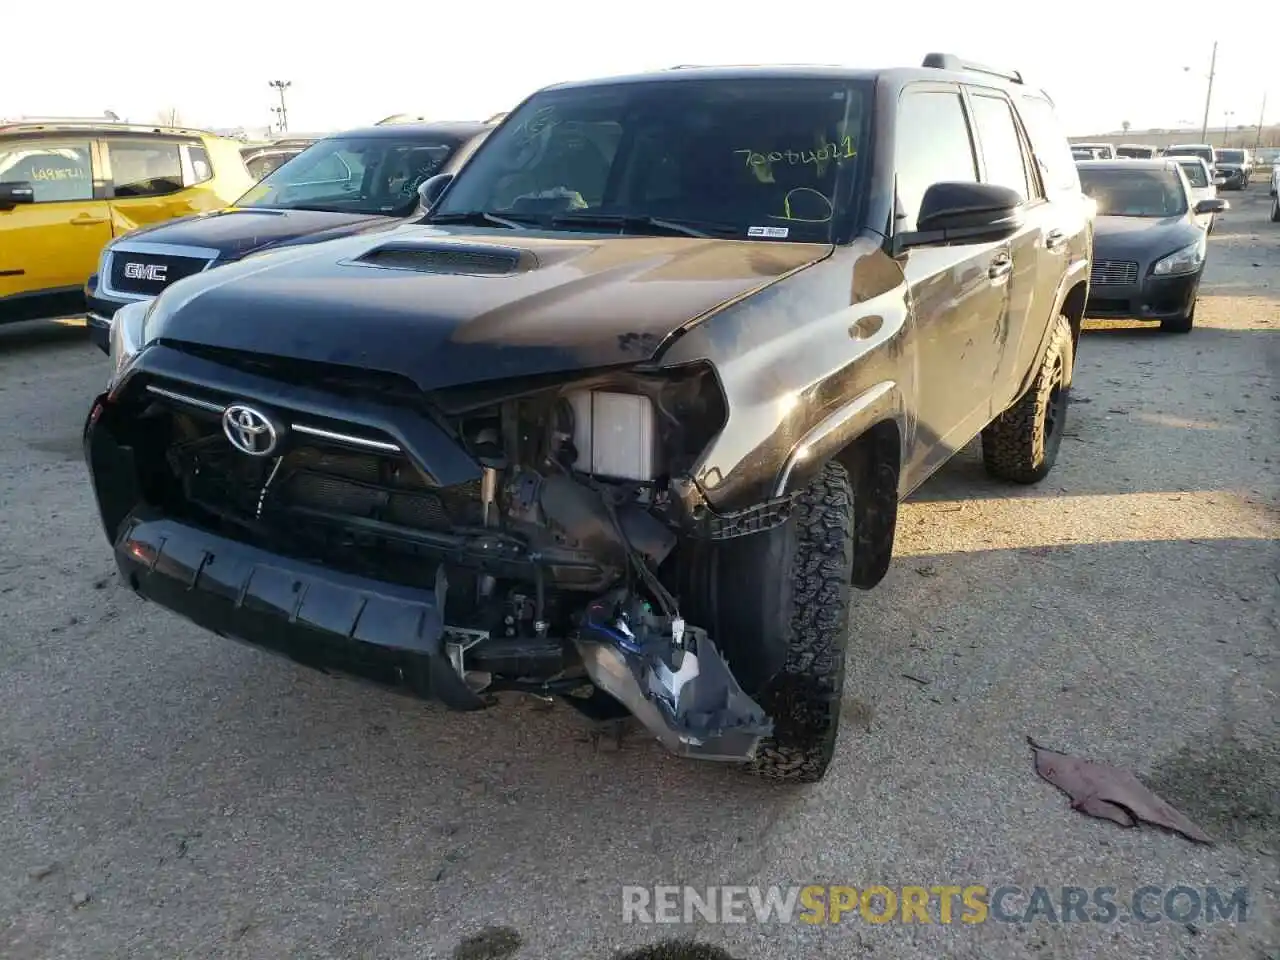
[1090,259,1139,286]
[108,251,211,296]
[170,344,427,410]
[164,408,480,536]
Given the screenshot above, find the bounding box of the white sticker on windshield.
[748,225,789,238]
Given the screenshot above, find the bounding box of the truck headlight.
[565,390,658,482]
[1152,236,1206,277]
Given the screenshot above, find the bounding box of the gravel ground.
[1,184,1276,960]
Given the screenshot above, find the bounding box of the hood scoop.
[352,240,530,277]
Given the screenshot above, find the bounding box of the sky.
[2,2,1272,138]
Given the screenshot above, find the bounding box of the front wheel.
[1271,195,1280,223]
[739,460,855,783]
[981,314,1073,484]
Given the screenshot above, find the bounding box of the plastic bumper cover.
[1084,270,1201,321]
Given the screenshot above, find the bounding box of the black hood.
[1092,215,1201,260]
[118,207,403,262]
[148,227,831,391]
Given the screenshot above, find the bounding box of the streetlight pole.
[1222,110,1235,146]
[268,80,292,134]
[1255,92,1269,152]
[1197,41,1217,144]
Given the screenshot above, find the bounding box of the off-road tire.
[747,460,854,784]
[1161,305,1195,334]
[981,314,1073,484]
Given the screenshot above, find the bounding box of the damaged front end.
[84,345,775,762]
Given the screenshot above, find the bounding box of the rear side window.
[0,138,93,202]
[107,139,184,198]
[894,88,978,231]
[968,93,1033,200]
[1015,96,1079,195]
[185,143,213,186]
[1179,162,1209,188]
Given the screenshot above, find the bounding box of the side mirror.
[417,173,453,211]
[0,181,35,211]
[896,182,1025,251]
[1195,197,1227,214]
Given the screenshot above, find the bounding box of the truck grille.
[163,407,480,536]
[1090,260,1139,286]
[108,251,212,296]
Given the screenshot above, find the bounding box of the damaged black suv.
[85,54,1091,783]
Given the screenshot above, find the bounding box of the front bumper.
[85,394,486,708]
[1084,269,1201,321]
[82,387,774,759]
[1217,168,1248,189]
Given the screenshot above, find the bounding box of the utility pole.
[1254,92,1268,152]
[268,80,292,133]
[1198,41,1217,143]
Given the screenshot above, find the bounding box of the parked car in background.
[86,121,495,352]
[0,119,253,325]
[1169,156,1224,232]
[1076,159,1223,332]
[1163,143,1218,174]
[1213,148,1252,190]
[1116,144,1158,159]
[1073,141,1117,159]
[1270,160,1280,222]
[241,136,321,181]
[1072,146,1106,160]
[87,53,1092,784]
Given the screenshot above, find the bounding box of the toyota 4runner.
[85,54,1092,783]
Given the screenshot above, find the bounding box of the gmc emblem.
[123,262,167,282]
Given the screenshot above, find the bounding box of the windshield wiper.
[428,210,536,230]
[280,203,362,214]
[548,213,733,239]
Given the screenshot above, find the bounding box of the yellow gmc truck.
[0,119,253,325]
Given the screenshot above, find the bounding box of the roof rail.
[0,116,212,136]
[921,52,1023,85]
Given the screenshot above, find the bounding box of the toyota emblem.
[222,403,281,457]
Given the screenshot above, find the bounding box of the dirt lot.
[1,186,1276,960]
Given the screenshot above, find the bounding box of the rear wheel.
[1161,304,1195,334]
[735,460,855,784]
[981,314,1072,484]
[1270,195,1280,223]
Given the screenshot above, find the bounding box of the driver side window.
[893,88,979,231]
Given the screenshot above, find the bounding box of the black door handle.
[1045,229,1067,250]
[988,254,1013,281]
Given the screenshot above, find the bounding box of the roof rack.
[921,52,1023,85]
[0,116,212,136]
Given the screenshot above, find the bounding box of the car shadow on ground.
[0,317,91,354]
[908,327,1277,503]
